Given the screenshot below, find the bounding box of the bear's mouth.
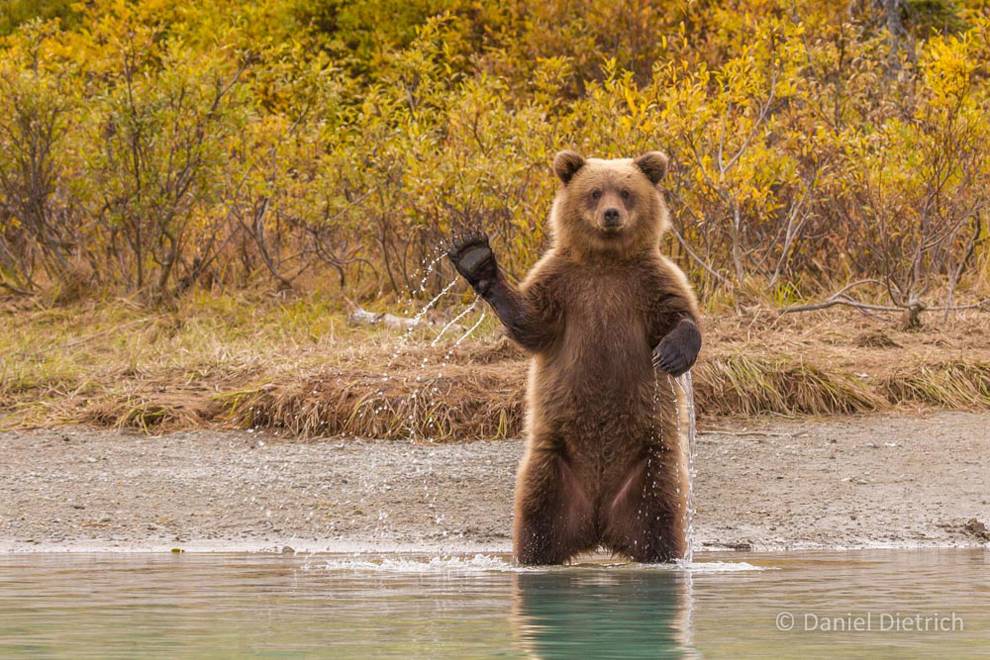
[599,224,625,235]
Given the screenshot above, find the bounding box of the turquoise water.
[0,549,987,657]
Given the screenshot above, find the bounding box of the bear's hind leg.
[602,451,689,563]
[513,446,595,565]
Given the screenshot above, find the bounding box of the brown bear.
[447,150,702,565]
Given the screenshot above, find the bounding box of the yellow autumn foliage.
[0,0,987,312]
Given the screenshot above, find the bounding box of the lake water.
[0,549,987,657]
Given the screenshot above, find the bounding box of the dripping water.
[431,298,480,347]
[385,279,458,369]
[405,304,487,442]
[443,307,486,359]
[673,370,697,563]
[410,253,447,299]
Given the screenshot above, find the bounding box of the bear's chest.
[551,268,653,390]
[558,268,649,340]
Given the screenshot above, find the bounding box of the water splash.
[430,298,480,347]
[410,253,447,299]
[673,560,766,573]
[409,278,458,328]
[403,305,487,442]
[319,553,520,573]
[443,308,487,360]
[673,371,697,563]
[312,554,765,574]
[386,278,458,368]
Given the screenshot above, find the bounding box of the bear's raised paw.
[447,231,498,294]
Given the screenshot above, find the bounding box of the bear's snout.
[602,207,624,230]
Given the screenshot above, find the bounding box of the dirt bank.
[1,412,988,553]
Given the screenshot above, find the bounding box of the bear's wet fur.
[447,150,702,565]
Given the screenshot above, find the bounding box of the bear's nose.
[603,208,621,227]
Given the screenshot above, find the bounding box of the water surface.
[0,549,987,657]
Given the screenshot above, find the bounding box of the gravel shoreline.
[2,412,988,554]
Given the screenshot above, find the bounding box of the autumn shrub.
[0,0,987,319]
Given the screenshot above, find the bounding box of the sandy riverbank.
[1,412,988,554]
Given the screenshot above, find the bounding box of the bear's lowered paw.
[447,231,499,295]
[653,318,702,377]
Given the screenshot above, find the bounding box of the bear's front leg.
[446,232,554,352]
[513,445,596,565]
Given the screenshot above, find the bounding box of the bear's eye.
[591,189,602,200]
[620,188,631,200]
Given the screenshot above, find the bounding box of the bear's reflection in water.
[511,566,694,658]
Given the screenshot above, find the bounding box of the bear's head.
[549,150,670,257]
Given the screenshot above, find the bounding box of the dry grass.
[220,362,526,441]
[2,294,989,439]
[882,362,990,408]
[693,355,885,417]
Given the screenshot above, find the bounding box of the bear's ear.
[553,150,586,185]
[634,151,669,185]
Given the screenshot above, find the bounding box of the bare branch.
[780,295,902,315]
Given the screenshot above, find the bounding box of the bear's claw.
[446,230,489,254]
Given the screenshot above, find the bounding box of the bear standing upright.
[447,150,702,565]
